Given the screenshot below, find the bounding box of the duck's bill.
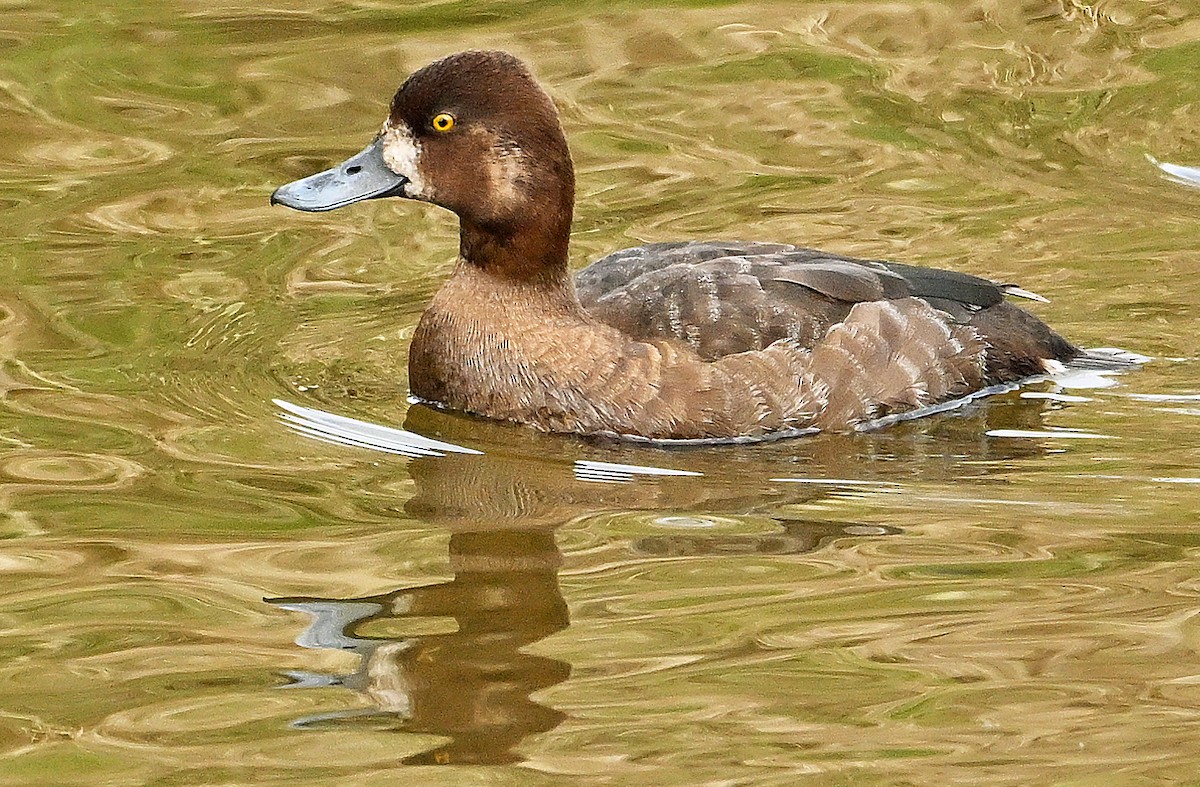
[270,137,408,212]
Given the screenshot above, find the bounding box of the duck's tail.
[1069,347,1152,371]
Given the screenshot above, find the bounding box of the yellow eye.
[432,112,455,132]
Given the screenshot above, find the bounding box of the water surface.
[2,1,1200,783]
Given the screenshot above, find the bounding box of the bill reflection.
[269,529,568,766]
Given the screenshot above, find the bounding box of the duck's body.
[272,51,1079,442]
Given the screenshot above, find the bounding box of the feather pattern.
[577,240,1074,385]
[409,242,1052,441]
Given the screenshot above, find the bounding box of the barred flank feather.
[807,299,986,430]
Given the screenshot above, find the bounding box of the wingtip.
[1001,285,1050,303]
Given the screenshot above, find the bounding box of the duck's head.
[271,50,574,239]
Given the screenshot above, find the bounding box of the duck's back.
[576,240,1078,385]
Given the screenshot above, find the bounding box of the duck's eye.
[432,113,455,133]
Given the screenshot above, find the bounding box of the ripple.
[84,190,209,235]
[92,716,426,769]
[0,547,92,575]
[575,459,702,484]
[4,388,187,442]
[23,135,173,171]
[985,428,1111,439]
[94,93,194,123]
[100,693,318,736]
[83,188,269,236]
[274,399,478,458]
[0,451,143,489]
[652,516,719,529]
[1148,155,1200,189]
[162,270,249,308]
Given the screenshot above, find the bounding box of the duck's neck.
[459,217,572,288]
[437,200,589,322]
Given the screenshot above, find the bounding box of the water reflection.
[631,518,901,558]
[265,386,1103,765]
[269,529,569,766]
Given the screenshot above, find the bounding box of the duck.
[271,50,1080,443]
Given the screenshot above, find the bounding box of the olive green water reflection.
[3,1,1200,784]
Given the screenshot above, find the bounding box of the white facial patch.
[489,139,527,209]
[380,122,428,199]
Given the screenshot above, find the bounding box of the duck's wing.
[577,242,994,356]
[576,241,1077,379]
[573,240,801,294]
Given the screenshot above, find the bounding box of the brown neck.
[450,204,586,318]
[459,213,572,286]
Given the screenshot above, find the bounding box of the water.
[3,1,1200,783]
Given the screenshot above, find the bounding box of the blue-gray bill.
[270,137,408,212]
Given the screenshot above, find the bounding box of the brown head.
[271,51,576,279]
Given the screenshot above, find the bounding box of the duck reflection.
[268,529,568,765]
[270,388,1070,764]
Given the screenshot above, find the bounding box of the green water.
[2,1,1200,783]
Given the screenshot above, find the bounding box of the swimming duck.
[271,50,1078,442]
